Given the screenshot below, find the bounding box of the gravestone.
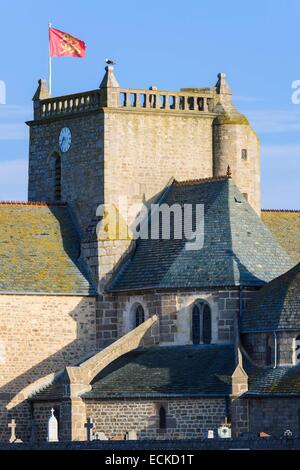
[8,419,16,443]
[47,408,58,442]
[8,419,23,444]
[218,418,231,439]
[218,425,231,439]
[207,430,214,439]
[93,431,108,441]
[84,418,94,441]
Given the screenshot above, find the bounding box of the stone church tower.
[27,66,260,286]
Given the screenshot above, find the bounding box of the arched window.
[191,301,212,345]
[266,334,273,366]
[53,406,60,437]
[54,154,61,201]
[192,304,201,344]
[295,335,300,365]
[159,406,166,429]
[202,304,212,344]
[135,304,145,327]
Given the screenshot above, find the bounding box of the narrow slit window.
[159,406,166,429]
[135,305,145,327]
[54,155,61,201]
[241,149,248,161]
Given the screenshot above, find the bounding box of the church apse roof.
[0,203,96,295]
[108,178,294,292]
[241,262,300,333]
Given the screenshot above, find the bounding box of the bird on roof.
[106,59,116,65]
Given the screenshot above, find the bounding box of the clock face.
[59,127,72,153]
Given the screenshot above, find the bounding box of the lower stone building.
[18,176,300,441]
[1,63,300,441]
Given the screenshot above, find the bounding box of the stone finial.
[231,347,248,397]
[227,165,232,179]
[32,79,50,101]
[99,65,120,89]
[216,72,232,96]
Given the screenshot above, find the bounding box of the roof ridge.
[174,174,229,186]
[0,201,67,207]
[262,209,300,213]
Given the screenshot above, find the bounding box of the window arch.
[266,334,273,366]
[202,304,212,344]
[191,300,212,345]
[135,304,145,327]
[54,153,61,201]
[295,335,300,365]
[159,406,166,429]
[192,304,201,344]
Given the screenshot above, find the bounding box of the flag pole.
[48,21,52,96]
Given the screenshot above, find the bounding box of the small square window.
[242,193,248,201]
[241,149,248,161]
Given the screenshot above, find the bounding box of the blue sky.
[0,0,300,208]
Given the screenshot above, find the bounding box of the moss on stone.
[214,112,249,126]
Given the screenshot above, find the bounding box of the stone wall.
[248,398,300,437]
[242,333,268,366]
[85,398,227,440]
[103,110,214,212]
[230,398,249,437]
[0,295,97,442]
[28,113,105,234]
[29,396,300,442]
[242,331,300,366]
[96,288,256,349]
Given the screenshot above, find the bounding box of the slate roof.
[108,178,293,292]
[241,262,300,333]
[30,343,300,401]
[245,362,300,397]
[262,210,300,264]
[0,203,96,295]
[30,344,236,401]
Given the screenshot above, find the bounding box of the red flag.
[49,27,86,58]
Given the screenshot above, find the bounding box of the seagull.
[106,59,116,65]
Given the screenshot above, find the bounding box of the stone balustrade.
[36,90,101,119]
[118,88,215,112]
[34,88,216,120]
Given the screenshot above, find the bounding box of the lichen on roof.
[0,204,96,295]
[214,112,249,126]
[262,210,300,264]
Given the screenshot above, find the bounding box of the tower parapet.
[31,65,222,121]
